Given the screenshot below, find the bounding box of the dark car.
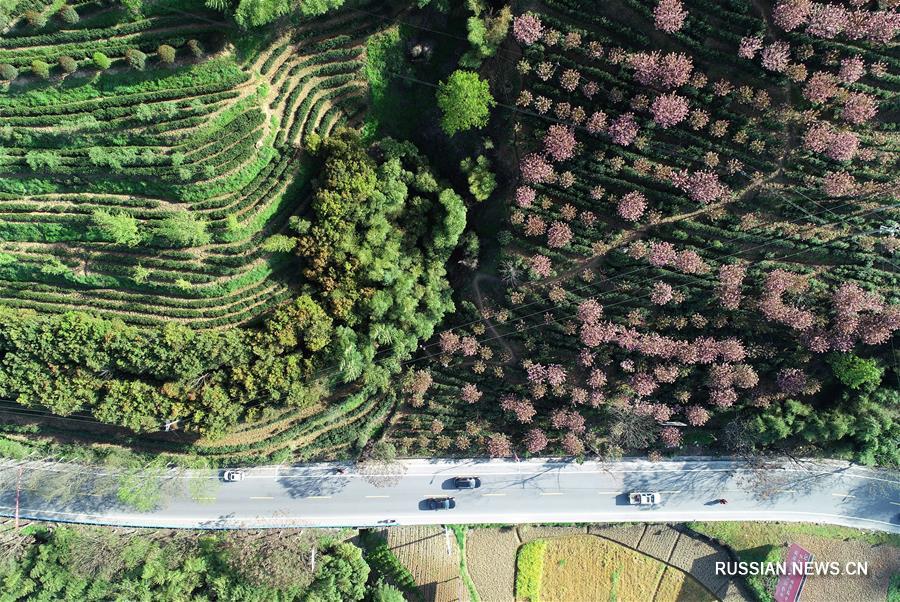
[425,497,456,510]
[453,476,481,489]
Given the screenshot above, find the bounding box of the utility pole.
[14,465,24,530]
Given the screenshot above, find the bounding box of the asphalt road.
[1,457,898,532]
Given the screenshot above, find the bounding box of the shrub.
[187,39,203,58]
[158,44,177,65]
[125,48,147,71]
[24,10,48,28]
[31,60,51,79]
[0,63,18,80]
[58,55,77,74]
[828,354,883,391]
[92,52,112,70]
[57,4,79,24]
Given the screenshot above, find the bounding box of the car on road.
[628,491,661,505]
[425,497,456,510]
[453,476,481,489]
[222,470,245,482]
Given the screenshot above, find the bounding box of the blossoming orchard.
[389,0,899,466]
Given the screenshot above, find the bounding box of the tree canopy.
[436,70,496,136]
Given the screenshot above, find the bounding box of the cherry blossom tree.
[761,41,791,72]
[806,3,848,39]
[658,52,693,89]
[513,13,544,45]
[578,298,604,325]
[561,431,585,455]
[617,191,647,222]
[650,92,689,128]
[760,269,815,331]
[822,171,856,197]
[608,113,639,146]
[716,263,746,310]
[685,405,710,426]
[520,153,554,184]
[586,111,608,135]
[543,124,577,161]
[773,0,811,31]
[461,383,483,404]
[803,72,837,104]
[530,254,552,278]
[838,55,865,83]
[651,281,675,305]
[524,428,548,453]
[826,130,859,162]
[659,426,682,447]
[515,186,536,208]
[547,221,573,248]
[654,0,687,33]
[500,394,536,423]
[487,433,513,457]
[738,35,763,59]
[777,368,808,395]
[841,92,878,125]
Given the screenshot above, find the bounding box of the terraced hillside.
[0,1,381,328]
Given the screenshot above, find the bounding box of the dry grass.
[387,525,467,602]
[533,535,712,602]
[466,527,520,602]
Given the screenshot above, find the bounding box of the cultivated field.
[387,525,468,602]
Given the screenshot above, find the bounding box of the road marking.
[659,490,682,494]
[482,493,506,497]
[889,501,900,506]
[306,496,331,500]
[366,495,390,499]
[831,493,855,498]
[597,491,622,495]
[540,492,565,496]
[249,496,273,500]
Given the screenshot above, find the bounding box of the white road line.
[249,496,274,500]
[306,496,331,500]
[889,501,900,506]
[540,492,565,496]
[831,493,855,498]
[482,493,506,497]
[366,495,390,499]
[597,491,622,495]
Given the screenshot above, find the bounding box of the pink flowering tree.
[650,93,689,128]
[738,35,763,59]
[841,92,878,125]
[659,426,683,448]
[513,13,543,45]
[461,383,483,404]
[761,41,791,72]
[487,433,513,457]
[839,55,865,83]
[617,191,647,221]
[520,153,554,184]
[803,72,837,104]
[654,0,687,33]
[547,221,573,248]
[515,186,536,208]
[524,428,548,453]
[543,124,577,161]
[530,254,552,278]
[773,0,811,31]
[608,113,639,146]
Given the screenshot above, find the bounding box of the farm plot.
[516,534,715,602]
[0,3,378,329]
[386,525,469,602]
[466,526,521,601]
